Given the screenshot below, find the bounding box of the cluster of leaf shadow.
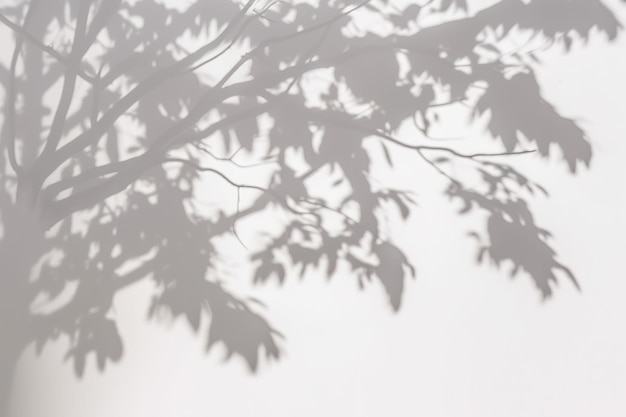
[0,0,621,410]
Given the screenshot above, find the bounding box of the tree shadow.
[0,0,622,412]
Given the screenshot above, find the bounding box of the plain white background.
[5,1,626,416]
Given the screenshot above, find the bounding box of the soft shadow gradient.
[0,0,622,414]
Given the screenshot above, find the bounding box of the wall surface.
[3,1,626,417]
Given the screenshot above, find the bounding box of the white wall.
[5,2,626,417]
